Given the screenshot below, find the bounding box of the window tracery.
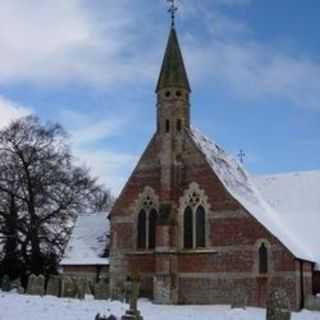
[134,187,159,250]
[179,183,210,249]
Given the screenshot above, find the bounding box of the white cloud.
[0,0,159,88]
[73,148,137,196]
[62,110,137,195]
[0,96,31,129]
[0,0,320,112]
[185,38,320,110]
[71,119,125,146]
[182,5,320,111]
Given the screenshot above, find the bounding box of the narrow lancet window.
[177,119,182,132]
[259,243,268,274]
[196,206,206,248]
[166,120,170,133]
[149,209,157,249]
[184,207,193,249]
[137,210,146,249]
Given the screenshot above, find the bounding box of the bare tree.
[0,116,111,278]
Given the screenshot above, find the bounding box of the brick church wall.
[110,130,306,310]
[110,135,161,295]
[174,134,302,310]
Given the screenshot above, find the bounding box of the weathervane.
[167,0,178,28]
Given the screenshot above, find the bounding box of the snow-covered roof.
[253,171,320,271]
[60,212,110,266]
[190,128,320,269]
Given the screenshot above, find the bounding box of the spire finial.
[167,0,178,28]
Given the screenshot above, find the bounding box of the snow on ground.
[0,293,320,320]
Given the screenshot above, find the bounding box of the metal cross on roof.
[238,149,246,164]
[167,0,178,28]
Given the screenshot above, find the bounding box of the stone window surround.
[178,182,211,250]
[132,186,159,251]
[254,239,273,276]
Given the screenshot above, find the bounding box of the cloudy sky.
[1,0,319,195]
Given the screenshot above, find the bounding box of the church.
[109,17,320,311]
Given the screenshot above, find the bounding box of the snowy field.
[0,293,320,320]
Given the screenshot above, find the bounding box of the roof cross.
[167,0,178,28]
[238,149,246,164]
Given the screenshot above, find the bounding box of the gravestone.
[17,286,25,294]
[94,279,110,300]
[121,280,143,320]
[27,274,45,296]
[305,294,320,311]
[231,287,247,309]
[266,288,291,320]
[77,278,91,299]
[62,276,77,298]
[46,276,61,297]
[11,278,24,294]
[1,275,11,292]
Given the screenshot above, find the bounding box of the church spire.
[156,14,191,93]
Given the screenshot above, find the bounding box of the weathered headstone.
[77,278,92,299]
[46,276,61,297]
[231,287,247,309]
[121,280,143,320]
[27,274,45,296]
[62,276,77,298]
[10,278,21,290]
[1,275,11,292]
[94,279,110,300]
[17,286,25,294]
[11,278,24,294]
[305,294,320,311]
[266,288,291,320]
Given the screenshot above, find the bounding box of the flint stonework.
[266,289,291,320]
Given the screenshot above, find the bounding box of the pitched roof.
[190,128,320,270]
[253,172,320,270]
[60,212,110,266]
[156,27,191,92]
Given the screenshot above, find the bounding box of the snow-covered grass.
[0,293,320,320]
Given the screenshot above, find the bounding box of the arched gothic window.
[259,243,268,274]
[137,210,146,249]
[184,207,193,249]
[180,183,209,250]
[135,187,159,251]
[196,206,205,248]
[148,209,157,249]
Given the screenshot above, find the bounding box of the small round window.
[165,91,171,97]
[176,91,182,97]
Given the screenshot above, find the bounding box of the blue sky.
[0,0,319,195]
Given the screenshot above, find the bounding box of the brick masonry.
[110,126,315,310]
[109,26,315,311]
